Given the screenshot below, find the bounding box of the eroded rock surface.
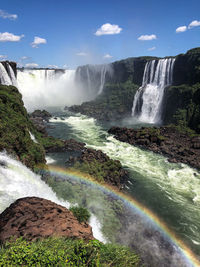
[0,197,94,243]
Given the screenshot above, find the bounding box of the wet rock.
[109,126,200,170]
[0,197,94,243]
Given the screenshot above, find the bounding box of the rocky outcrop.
[0,197,94,243]
[46,137,128,188]
[67,146,128,188]
[30,110,52,134]
[109,126,200,170]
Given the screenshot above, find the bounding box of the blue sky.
[0,0,200,68]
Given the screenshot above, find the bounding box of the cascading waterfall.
[17,69,86,111]
[0,62,16,86]
[98,65,108,95]
[75,64,113,98]
[132,58,175,123]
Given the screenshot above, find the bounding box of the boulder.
[0,197,94,243]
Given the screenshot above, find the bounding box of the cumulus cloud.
[138,34,157,41]
[31,36,47,48]
[95,23,122,36]
[0,55,7,60]
[0,32,24,42]
[148,46,156,51]
[188,20,200,29]
[176,26,187,33]
[103,54,113,59]
[0,9,17,20]
[25,63,39,68]
[76,52,87,56]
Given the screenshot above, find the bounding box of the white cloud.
[103,54,113,59]
[188,20,200,29]
[21,56,29,60]
[63,64,68,69]
[0,32,24,42]
[25,63,39,68]
[31,36,47,48]
[0,55,7,60]
[0,9,17,20]
[76,52,87,56]
[148,46,156,51]
[176,26,187,33]
[138,34,157,41]
[47,65,58,69]
[95,23,122,36]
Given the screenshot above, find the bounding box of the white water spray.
[132,58,175,123]
[17,69,85,111]
[0,152,70,213]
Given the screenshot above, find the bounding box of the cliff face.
[173,48,200,85]
[163,48,200,131]
[0,84,46,169]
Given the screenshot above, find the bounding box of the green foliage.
[164,83,200,133]
[73,158,122,185]
[0,85,46,169]
[0,237,141,266]
[69,206,91,223]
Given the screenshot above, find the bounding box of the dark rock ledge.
[108,126,200,170]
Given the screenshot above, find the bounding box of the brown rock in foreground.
[0,197,94,243]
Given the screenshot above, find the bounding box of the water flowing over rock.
[0,197,94,243]
[0,62,17,86]
[75,64,113,99]
[132,58,175,123]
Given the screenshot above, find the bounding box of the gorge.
[0,47,200,266]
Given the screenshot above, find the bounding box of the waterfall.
[16,69,85,111]
[0,62,15,86]
[98,65,108,95]
[132,58,175,123]
[0,152,70,213]
[75,64,113,99]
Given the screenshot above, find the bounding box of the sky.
[0,0,200,69]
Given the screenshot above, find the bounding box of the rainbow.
[43,165,200,267]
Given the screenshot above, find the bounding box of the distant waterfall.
[17,69,82,111]
[132,58,175,123]
[98,65,108,95]
[75,64,113,99]
[0,62,16,86]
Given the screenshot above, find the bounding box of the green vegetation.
[0,237,141,266]
[70,81,139,120]
[0,85,46,169]
[69,206,91,223]
[164,83,200,133]
[73,158,124,185]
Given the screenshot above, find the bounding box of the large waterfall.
[17,69,84,111]
[0,62,16,86]
[132,58,175,123]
